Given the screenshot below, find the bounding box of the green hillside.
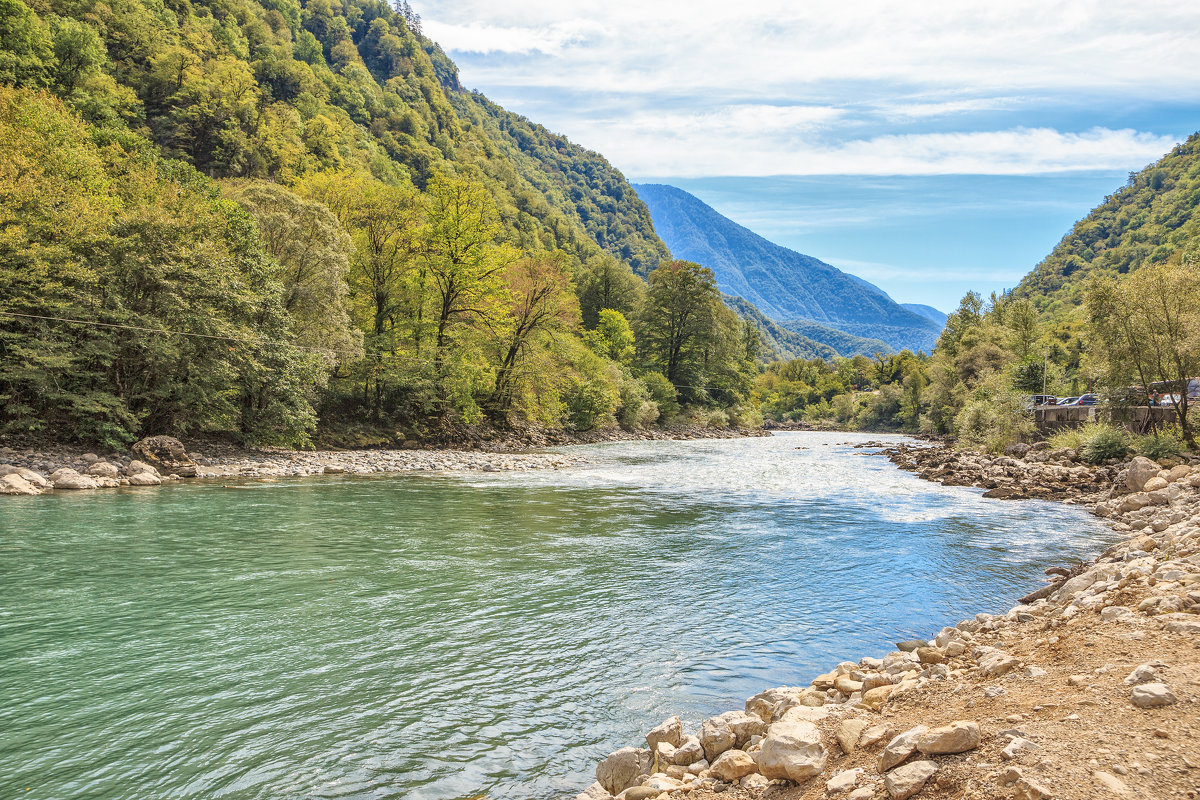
[0,0,771,446]
[1015,133,1200,313]
[721,296,836,362]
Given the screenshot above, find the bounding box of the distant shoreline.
[0,425,768,495]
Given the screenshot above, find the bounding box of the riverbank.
[0,425,767,494]
[580,441,1200,800]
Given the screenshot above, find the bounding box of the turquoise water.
[0,432,1114,800]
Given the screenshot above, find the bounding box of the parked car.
[1030,395,1058,406]
[1074,394,1099,407]
[1057,396,1080,406]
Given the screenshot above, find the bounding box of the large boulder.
[131,436,196,477]
[756,720,827,782]
[574,782,613,800]
[915,721,980,754]
[646,716,683,751]
[699,715,736,761]
[0,473,40,495]
[1126,456,1162,492]
[709,749,758,781]
[50,469,99,490]
[884,760,938,800]
[127,472,163,486]
[595,747,651,795]
[85,461,120,478]
[718,710,767,747]
[672,735,704,766]
[124,460,160,477]
[879,725,928,772]
[0,465,48,488]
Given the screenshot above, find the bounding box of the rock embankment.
[580,444,1200,800]
[0,436,583,495]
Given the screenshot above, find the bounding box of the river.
[0,432,1116,800]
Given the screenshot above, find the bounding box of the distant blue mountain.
[634,183,944,354]
[902,303,948,327]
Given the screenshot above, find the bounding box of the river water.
[0,432,1115,800]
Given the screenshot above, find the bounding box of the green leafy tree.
[1087,257,1200,446]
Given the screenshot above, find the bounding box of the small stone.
[127,472,162,486]
[1067,674,1090,687]
[896,639,928,652]
[915,647,944,664]
[1024,666,1048,678]
[861,684,896,710]
[884,760,938,800]
[826,768,863,794]
[1124,664,1161,686]
[916,721,980,754]
[1092,770,1132,795]
[1013,777,1054,800]
[622,788,659,800]
[834,676,864,695]
[859,724,891,748]
[1001,737,1040,760]
[847,789,874,800]
[1130,683,1178,708]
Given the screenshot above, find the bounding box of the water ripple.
[0,432,1116,800]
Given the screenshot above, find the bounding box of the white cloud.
[414,0,1197,175]
[421,19,604,55]
[421,0,1200,96]
[579,119,1178,176]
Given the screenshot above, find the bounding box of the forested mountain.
[0,0,767,446]
[633,183,943,354]
[902,304,948,327]
[775,318,893,358]
[1015,133,1200,313]
[721,296,836,361]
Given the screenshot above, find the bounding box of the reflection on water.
[0,432,1115,800]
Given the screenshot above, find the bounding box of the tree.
[488,252,579,417]
[576,253,644,327]
[0,0,51,88]
[298,170,424,416]
[637,260,722,396]
[224,180,361,362]
[584,308,634,364]
[1087,257,1200,446]
[420,171,514,381]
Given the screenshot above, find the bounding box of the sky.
[415,0,1200,310]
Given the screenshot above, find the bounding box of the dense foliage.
[0,0,760,447]
[1016,134,1200,313]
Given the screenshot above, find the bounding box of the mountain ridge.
[632,183,943,354]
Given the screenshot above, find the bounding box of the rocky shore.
[0,425,766,495]
[579,441,1200,800]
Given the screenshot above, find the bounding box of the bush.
[954,385,1035,454]
[1047,427,1084,451]
[1079,423,1129,464]
[704,409,730,428]
[1135,428,1183,461]
[640,372,680,422]
[726,402,763,429]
